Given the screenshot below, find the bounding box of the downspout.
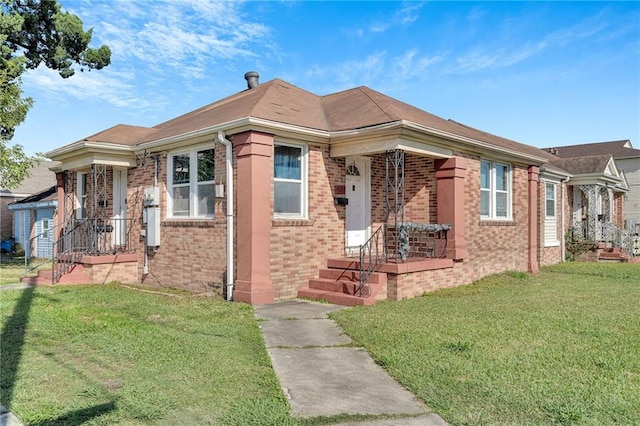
[561,176,570,262]
[143,154,159,275]
[216,131,234,301]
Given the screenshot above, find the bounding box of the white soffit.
[330,137,453,158]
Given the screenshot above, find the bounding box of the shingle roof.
[82,124,158,146]
[546,140,640,159]
[550,154,613,175]
[140,79,558,164]
[50,76,576,171]
[10,185,57,204]
[1,161,59,195]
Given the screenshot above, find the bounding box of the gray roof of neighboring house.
[550,154,614,175]
[0,161,59,196]
[545,140,640,159]
[8,186,57,210]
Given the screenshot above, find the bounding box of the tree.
[0,0,111,189]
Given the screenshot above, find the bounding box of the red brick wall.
[270,144,346,299]
[128,148,229,293]
[1,196,18,240]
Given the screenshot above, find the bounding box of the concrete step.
[21,264,91,285]
[308,278,360,295]
[298,288,376,306]
[318,268,387,285]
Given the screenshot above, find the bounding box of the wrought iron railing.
[358,225,387,297]
[24,224,57,277]
[601,221,638,259]
[53,217,135,283]
[356,222,451,297]
[386,222,451,261]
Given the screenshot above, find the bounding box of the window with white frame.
[480,160,511,219]
[168,147,215,218]
[76,172,87,219]
[545,182,556,218]
[274,142,307,218]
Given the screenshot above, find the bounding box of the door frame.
[344,156,372,253]
[112,168,128,246]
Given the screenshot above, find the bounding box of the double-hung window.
[76,172,87,219]
[168,147,215,218]
[274,142,307,218]
[545,182,556,218]
[480,160,511,219]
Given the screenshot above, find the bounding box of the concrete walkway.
[255,299,448,425]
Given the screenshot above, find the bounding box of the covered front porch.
[300,138,468,305]
[22,160,140,285]
[569,183,638,261]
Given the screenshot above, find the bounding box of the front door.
[112,169,127,247]
[345,157,370,253]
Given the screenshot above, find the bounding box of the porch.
[21,164,140,285]
[299,148,462,306]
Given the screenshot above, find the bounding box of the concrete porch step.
[297,288,377,306]
[20,264,91,285]
[318,268,387,285]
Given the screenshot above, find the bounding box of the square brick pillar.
[528,166,540,273]
[435,157,468,260]
[232,131,275,305]
[54,172,66,256]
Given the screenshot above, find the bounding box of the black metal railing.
[53,217,135,283]
[23,224,57,277]
[386,222,451,261]
[356,222,451,297]
[358,225,387,297]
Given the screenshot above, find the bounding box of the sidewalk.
[254,299,448,425]
[0,404,23,426]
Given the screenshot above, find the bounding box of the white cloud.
[24,66,149,109]
[455,10,612,74]
[368,2,423,34]
[74,0,273,79]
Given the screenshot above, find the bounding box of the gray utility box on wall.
[143,187,161,247]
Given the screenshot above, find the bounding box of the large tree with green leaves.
[1,0,110,189]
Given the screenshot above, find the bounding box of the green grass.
[331,262,640,425]
[2,262,639,425]
[0,284,290,425]
[0,255,51,285]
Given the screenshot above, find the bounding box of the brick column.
[528,166,540,273]
[54,172,66,257]
[435,157,468,260]
[233,131,274,305]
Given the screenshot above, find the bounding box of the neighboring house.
[545,140,640,234]
[0,161,58,245]
[7,186,57,258]
[40,72,634,305]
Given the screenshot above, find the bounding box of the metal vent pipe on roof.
[244,71,259,89]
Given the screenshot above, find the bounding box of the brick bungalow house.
[36,72,631,305]
[545,140,640,234]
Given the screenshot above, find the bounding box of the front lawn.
[331,263,640,425]
[0,256,51,286]
[0,284,292,425]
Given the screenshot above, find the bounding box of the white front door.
[345,157,370,252]
[112,169,127,247]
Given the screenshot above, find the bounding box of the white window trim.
[543,179,560,247]
[76,172,87,219]
[545,181,557,219]
[274,141,308,219]
[480,159,512,220]
[167,145,215,219]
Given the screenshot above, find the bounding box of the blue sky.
[12,1,640,156]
